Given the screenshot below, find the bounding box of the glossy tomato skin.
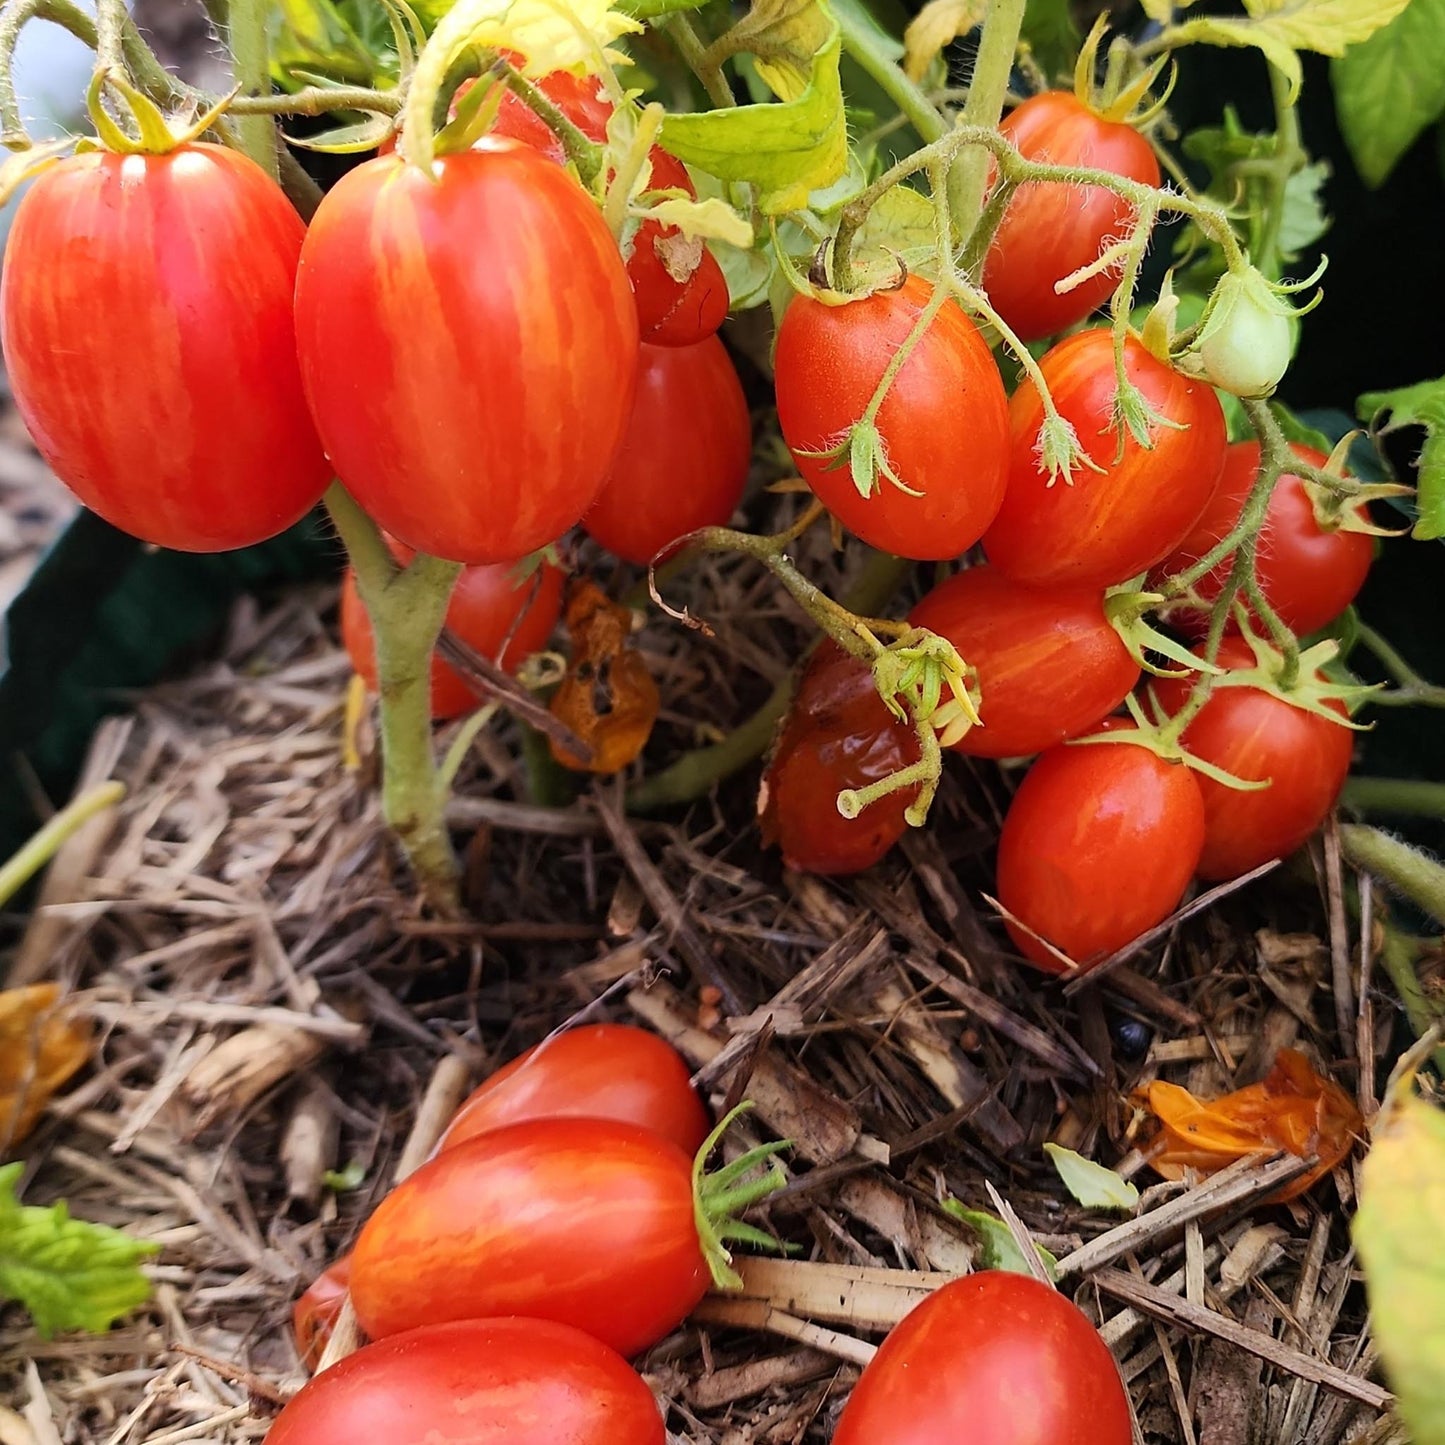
[437,1023,710,1157]
[983,93,1161,342]
[293,1253,352,1368]
[996,730,1206,972]
[984,330,1226,589]
[350,1117,710,1357]
[340,553,563,721]
[295,143,638,565]
[909,566,1138,758]
[833,1273,1131,1445]
[761,643,920,875]
[584,338,750,564]
[266,1318,665,1445]
[774,277,1010,561]
[1154,441,1374,637]
[1153,640,1354,881]
[0,146,330,552]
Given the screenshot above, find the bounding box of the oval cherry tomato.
[293,1254,352,1369]
[996,729,1205,973]
[761,643,920,875]
[267,1318,665,1445]
[340,553,564,721]
[0,145,330,552]
[1153,441,1374,638]
[774,276,1010,561]
[834,1272,1131,1445]
[908,566,1138,758]
[1152,640,1354,881]
[350,1117,710,1357]
[295,143,638,564]
[584,337,750,564]
[984,329,1226,589]
[982,93,1161,343]
[437,1023,709,1157]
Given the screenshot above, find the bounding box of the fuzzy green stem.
[0,782,125,908]
[1254,61,1304,283]
[604,102,664,239]
[835,4,945,147]
[664,14,737,111]
[1352,624,1445,709]
[1377,924,1445,1058]
[326,484,464,912]
[501,63,604,184]
[230,85,402,117]
[225,0,275,174]
[1341,825,1445,930]
[95,0,125,77]
[1344,778,1445,822]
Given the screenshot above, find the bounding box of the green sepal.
[692,1102,792,1291]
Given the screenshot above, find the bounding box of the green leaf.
[1279,156,1332,255]
[941,1201,1059,1281]
[1333,0,1445,186]
[902,0,988,83]
[1170,17,1304,99]
[1354,1080,1445,1442]
[1043,1143,1141,1212]
[1020,0,1080,80]
[1358,375,1445,539]
[0,1163,157,1337]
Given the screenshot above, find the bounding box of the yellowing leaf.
[1169,16,1304,97]
[0,984,89,1151]
[903,0,987,81]
[723,0,835,100]
[1044,1143,1141,1212]
[643,195,755,248]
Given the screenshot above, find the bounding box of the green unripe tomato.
[1190,267,1294,398]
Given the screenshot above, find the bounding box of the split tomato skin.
[1153,640,1354,881]
[761,643,920,875]
[833,1272,1131,1445]
[584,337,751,564]
[437,1023,710,1157]
[292,1253,352,1368]
[774,276,1011,561]
[349,1116,710,1358]
[294,143,638,565]
[984,330,1227,590]
[1154,441,1374,637]
[908,566,1138,758]
[0,145,330,553]
[996,730,1206,972]
[266,1318,665,1445]
[340,554,564,721]
[982,92,1162,343]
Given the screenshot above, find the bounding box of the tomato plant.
[1155,442,1375,638]
[760,642,920,875]
[908,567,1139,758]
[293,1253,351,1369]
[294,141,638,565]
[584,337,751,565]
[349,1117,712,1356]
[437,1023,710,1157]
[983,330,1227,589]
[1152,640,1355,881]
[774,276,1010,561]
[833,1272,1132,1445]
[0,145,330,553]
[266,1318,665,1445]
[341,553,563,722]
[996,729,1206,972]
[983,93,1161,343]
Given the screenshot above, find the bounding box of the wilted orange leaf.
[0,983,90,1151]
[1140,1048,1363,1203]
[549,580,659,774]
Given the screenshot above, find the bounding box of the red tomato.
[833,1273,1131,1445]
[584,337,750,564]
[0,145,330,552]
[996,729,1205,973]
[340,554,564,721]
[1153,441,1374,637]
[774,276,1010,561]
[761,643,920,875]
[982,93,1161,343]
[293,1254,352,1368]
[984,330,1226,589]
[350,1117,710,1356]
[295,143,638,565]
[266,1318,665,1445]
[908,566,1138,758]
[437,1023,710,1157]
[1152,639,1354,880]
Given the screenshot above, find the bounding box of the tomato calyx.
[0,137,78,209]
[1103,583,1222,678]
[84,69,238,157]
[1071,15,1174,128]
[804,418,923,501]
[691,1103,793,1290]
[1300,434,1412,538]
[1071,699,1270,794]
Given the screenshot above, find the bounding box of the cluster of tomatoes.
[277,1022,1133,1445]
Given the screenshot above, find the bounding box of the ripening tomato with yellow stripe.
[294,140,639,565]
[1,144,331,552]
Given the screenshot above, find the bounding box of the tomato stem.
[0,781,125,910]
[1349,625,1445,710]
[1341,825,1445,932]
[223,0,276,176]
[663,15,739,112]
[1253,60,1305,284]
[834,5,946,148]
[229,85,402,118]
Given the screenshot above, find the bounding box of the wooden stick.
[692,1298,877,1368]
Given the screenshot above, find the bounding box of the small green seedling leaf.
[1043,1143,1141,1212]
[1357,375,1445,540]
[322,1160,367,1192]
[0,1163,157,1337]
[942,1201,1059,1281]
